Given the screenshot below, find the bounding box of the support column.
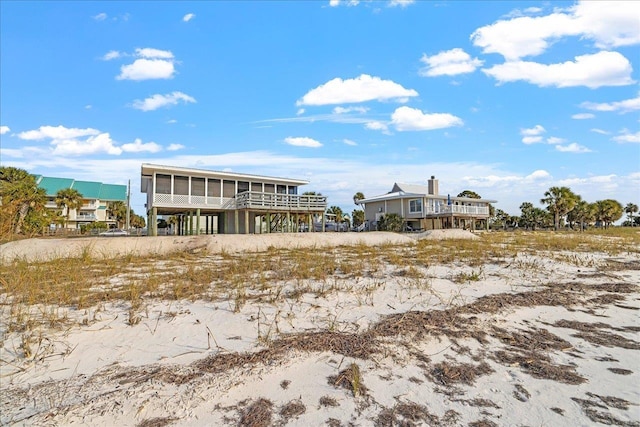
[196,209,201,235]
[322,212,326,232]
[308,213,312,233]
[245,210,250,234]
[151,207,157,236]
[266,212,271,233]
[285,212,290,233]
[234,210,239,234]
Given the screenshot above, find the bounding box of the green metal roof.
[38,177,75,196]
[36,176,127,201]
[71,181,102,199]
[99,184,127,201]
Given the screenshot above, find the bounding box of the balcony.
[152,191,327,212]
[76,212,97,221]
[235,191,327,211]
[426,205,490,216]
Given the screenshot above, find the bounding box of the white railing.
[235,191,327,211]
[153,193,235,209]
[426,205,489,215]
[76,213,97,220]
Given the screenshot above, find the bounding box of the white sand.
[0,229,477,264]
[1,231,638,426]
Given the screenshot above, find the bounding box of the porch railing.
[426,205,489,215]
[152,191,327,211]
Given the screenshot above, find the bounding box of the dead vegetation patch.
[427,361,494,386]
[492,350,586,384]
[512,384,531,402]
[374,403,445,427]
[319,396,340,407]
[137,417,177,427]
[468,419,498,427]
[238,398,273,427]
[328,363,367,398]
[279,400,306,422]
[571,394,638,426]
[608,368,633,375]
[553,320,640,350]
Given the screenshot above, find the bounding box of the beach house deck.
[141,164,327,236]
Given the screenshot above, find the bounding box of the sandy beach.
[1,230,638,426]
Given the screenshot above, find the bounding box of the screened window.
[238,181,250,193]
[174,176,189,195]
[251,182,262,192]
[264,183,275,193]
[223,180,235,197]
[207,179,220,197]
[191,177,205,196]
[288,186,297,195]
[277,185,287,194]
[409,199,423,213]
[156,174,171,194]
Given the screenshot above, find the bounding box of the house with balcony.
[357,176,496,231]
[141,163,328,236]
[35,175,127,229]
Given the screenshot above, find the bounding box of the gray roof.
[358,182,497,204]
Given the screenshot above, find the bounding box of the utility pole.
[126,179,131,230]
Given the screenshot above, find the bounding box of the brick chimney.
[427,176,438,195]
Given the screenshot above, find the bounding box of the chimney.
[427,176,438,195]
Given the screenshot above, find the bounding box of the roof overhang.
[141,163,310,186]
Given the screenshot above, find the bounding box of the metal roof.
[141,163,310,188]
[359,182,497,204]
[36,176,126,201]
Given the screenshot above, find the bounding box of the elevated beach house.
[357,176,496,231]
[35,175,127,230]
[141,164,327,236]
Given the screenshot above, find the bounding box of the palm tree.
[624,203,638,226]
[541,186,579,231]
[351,209,365,227]
[107,201,127,228]
[0,166,47,235]
[353,192,365,207]
[55,188,84,229]
[457,190,481,199]
[594,199,623,229]
[567,199,595,232]
[326,206,343,230]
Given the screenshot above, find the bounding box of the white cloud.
[167,119,177,124]
[389,0,414,7]
[580,94,640,113]
[132,91,196,111]
[296,108,305,116]
[328,0,360,6]
[612,131,640,144]
[390,106,463,131]
[51,133,122,156]
[483,51,634,89]
[297,74,418,106]
[520,125,545,144]
[120,138,162,153]
[571,113,594,120]
[93,13,107,21]
[284,137,323,148]
[555,143,592,153]
[365,121,389,133]
[0,126,10,135]
[85,105,92,110]
[333,106,369,114]
[471,1,640,60]
[329,0,340,6]
[102,50,122,61]
[117,59,175,81]
[591,128,610,135]
[526,170,551,180]
[546,137,566,145]
[419,48,483,77]
[17,125,100,141]
[135,48,174,59]
[167,143,185,151]
[522,136,542,144]
[183,13,195,22]
[343,138,357,146]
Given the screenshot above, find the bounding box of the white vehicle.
[99,228,129,237]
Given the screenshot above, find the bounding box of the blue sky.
[1,0,639,218]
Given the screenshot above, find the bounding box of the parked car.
[99,228,129,237]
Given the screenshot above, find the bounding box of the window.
[174,176,189,195]
[409,199,423,213]
[156,174,171,194]
[207,179,220,197]
[238,181,250,193]
[223,180,235,197]
[191,177,205,196]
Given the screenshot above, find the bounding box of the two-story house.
[35,175,127,229]
[357,176,496,231]
[141,164,328,236]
